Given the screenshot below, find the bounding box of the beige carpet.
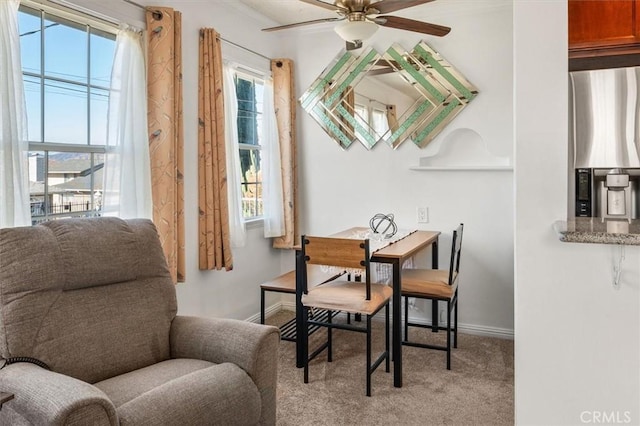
[266,310,514,426]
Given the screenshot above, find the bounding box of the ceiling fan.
[262,0,450,50]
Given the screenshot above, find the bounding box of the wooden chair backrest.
[448,223,464,285]
[303,236,368,270]
[300,235,372,300]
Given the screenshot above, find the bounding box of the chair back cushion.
[0,217,177,383]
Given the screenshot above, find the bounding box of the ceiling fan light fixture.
[334,19,378,43]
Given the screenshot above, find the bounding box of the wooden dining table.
[295,227,441,388]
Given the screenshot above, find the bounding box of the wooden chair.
[299,235,392,396]
[401,223,464,370]
[260,266,345,341]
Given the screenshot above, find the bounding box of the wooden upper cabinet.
[569,0,640,70]
[569,0,639,48]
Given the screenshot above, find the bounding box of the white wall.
[514,1,640,424]
[285,1,514,335]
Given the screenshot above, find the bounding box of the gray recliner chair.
[0,217,279,425]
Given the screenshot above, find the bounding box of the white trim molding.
[251,302,514,340]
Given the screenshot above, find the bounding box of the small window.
[19,4,116,224]
[235,72,264,220]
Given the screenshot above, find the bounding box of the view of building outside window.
[235,72,264,220]
[18,4,116,224]
[20,5,267,224]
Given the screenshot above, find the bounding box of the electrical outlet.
[416,207,429,223]
[439,309,446,323]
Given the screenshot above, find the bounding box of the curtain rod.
[122,0,272,62]
[220,38,272,62]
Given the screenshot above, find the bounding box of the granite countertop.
[554,218,640,245]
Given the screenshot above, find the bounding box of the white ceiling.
[235,0,336,26]
[224,0,508,33]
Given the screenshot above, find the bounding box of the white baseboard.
[245,302,285,324]
[255,301,514,340]
[405,315,514,340]
[280,300,296,312]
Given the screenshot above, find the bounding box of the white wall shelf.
[412,128,512,171]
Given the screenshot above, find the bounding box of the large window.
[18,3,116,224]
[235,72,264,220]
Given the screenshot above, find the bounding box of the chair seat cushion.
[94,358,260,425]
[401,269,458,299]
[301,280,392,315]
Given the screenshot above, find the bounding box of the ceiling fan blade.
[377,15,450,37]
[369,0,435,15]
[262,17,343,32]
[299,0,347,12]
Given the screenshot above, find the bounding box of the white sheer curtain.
[103,25,152,219]
[223,61,247,247]
[0,0,31,228]
[261,78,285,238]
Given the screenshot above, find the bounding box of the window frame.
[234,69,265,223]
[19,1,117,224]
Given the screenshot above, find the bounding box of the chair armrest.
[0,363,117,425]
[170,315,280,425]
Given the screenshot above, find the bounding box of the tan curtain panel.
[198,28,233,271]
[271,59,298,249]
[146,7,185,283]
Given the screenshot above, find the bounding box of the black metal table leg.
[260,288,265,324]
[431,239,440,332]
[392,258,402,388]
[432,239,439,269]
[295,249,304,368]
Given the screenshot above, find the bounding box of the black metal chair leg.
[328,310,333,362]
[403,296,409,342]
[431,299,439,332]
[366,315,372,397]
[454,292,459,349]
[385,302,390,373]
[303,307,309,383]
[446,301,451,370]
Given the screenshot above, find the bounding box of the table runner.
[318,228,417,284]
[338,228,417,255]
